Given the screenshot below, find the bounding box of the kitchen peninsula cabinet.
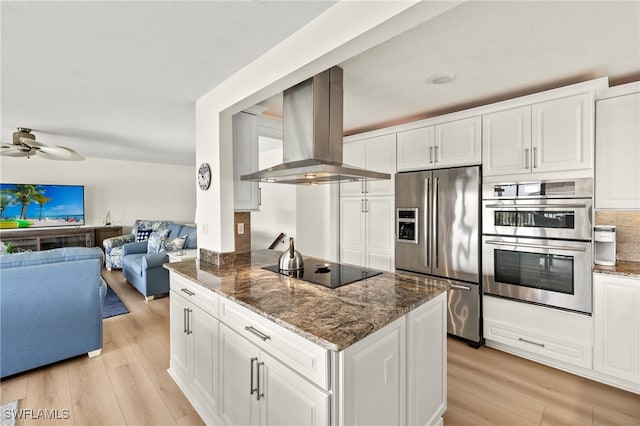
[595,85,640,209]
[396,116,481,172]
[593,273,640,388]
[165,251,448,426]
[483,92,594,177]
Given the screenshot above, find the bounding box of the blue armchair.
[121,224,197,300]
[103,219,172,270]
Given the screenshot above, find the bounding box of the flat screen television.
[0,184,85,229]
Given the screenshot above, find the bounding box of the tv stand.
[0,226,121,252]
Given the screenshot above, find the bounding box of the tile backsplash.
[595,211,640,262]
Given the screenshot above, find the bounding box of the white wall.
[251,145,296,250]
[0,156,195,228]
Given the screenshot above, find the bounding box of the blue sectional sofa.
[122,224,197,300]
[0,247,107,378]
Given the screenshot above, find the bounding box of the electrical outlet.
[384,356,393,386]
[237,223,244,235]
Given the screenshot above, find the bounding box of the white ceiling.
[2,1,639,166]
[0,1,334,165]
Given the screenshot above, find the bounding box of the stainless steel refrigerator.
[395,166,481,345]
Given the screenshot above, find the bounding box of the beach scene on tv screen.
[0,184,85,229]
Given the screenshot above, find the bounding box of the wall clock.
[198,162,211,190]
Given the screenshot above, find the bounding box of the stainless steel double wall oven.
[482,178,593,314]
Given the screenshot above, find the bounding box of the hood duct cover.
[241,66,390,184]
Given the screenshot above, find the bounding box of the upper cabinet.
[483,93,594,177]
[396,116,481,172]
[233,112,260,212]
[595,89,640,209]
[341,133,396,197]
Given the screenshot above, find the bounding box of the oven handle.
[484,239,587,252]
[484,203,588,209]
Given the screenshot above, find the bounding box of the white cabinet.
[340,195,394,271]
[407,291,447,426]
[595,91,640,209]
[396,116,481,172]
[483,93,594,177]
[341,134,396,197]
[233,111,260,211]
[219,324,329,426]
[169,278,219,423]
[483,295,593,369]
[594,273,640,386]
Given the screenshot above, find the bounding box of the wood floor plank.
[540,406,593,426]
[107,361,177,426]
[65,355,126,425]
[175,410,207,426]
[594,406,640,426]
[0,373,28,404]
[22,362,73,426]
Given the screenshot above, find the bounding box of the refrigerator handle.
[425,177,430,268]
[434,176,439,268]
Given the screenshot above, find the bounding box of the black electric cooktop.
[263,259,382,289]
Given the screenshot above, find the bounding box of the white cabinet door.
[340,197,366,268]
[397,126,435,172]
[234,111,260,211]
[531,93,593,173]
[341,134,396,197]
[192,303,219,410]
[365,196,395,272]
[341,317,406,426]
[595,92,640,209]
[407,292,446,426]
[170,292,191,380]
[259,350,329,426]
[365,134,396,196]
[434,116,482,168]
[341,140,366,197]
[594,274,640,384]
[482,106,532,177]
[219,323,260,426]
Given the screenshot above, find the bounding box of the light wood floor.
[1,269,639,425]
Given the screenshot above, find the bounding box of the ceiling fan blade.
[0,145,33,157]
[36,146,84,161]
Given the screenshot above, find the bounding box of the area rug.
[103,285,129,319]
[0,399,19,426]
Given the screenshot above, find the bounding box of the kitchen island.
[165,250,448,426]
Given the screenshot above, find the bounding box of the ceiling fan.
[0,127,84,161]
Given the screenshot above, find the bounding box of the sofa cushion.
[0,247,104,269]
[178,226,197,249]
[164,236,187,252]
[135,228,153,242]
[122,253,145,276]
[166,224,184,238]
[147,229,170,254]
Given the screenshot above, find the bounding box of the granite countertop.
[593,261,640,279]
[165,250,447,351]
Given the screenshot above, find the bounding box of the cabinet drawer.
[484,318,593,369]
[170,272,218,318]
[219,297,329,390]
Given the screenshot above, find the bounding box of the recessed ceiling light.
[426,72,456,85]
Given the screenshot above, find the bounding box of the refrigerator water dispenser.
[594,225,616,266]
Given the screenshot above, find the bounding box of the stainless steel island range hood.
[241,67,390,185]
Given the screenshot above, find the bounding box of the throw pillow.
[147,229,170,254]
[135,228,153,242]
[163,236,187,252]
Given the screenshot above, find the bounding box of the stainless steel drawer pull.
[250,357,258,396]
[257,361,265,400]
[484,239,586,252]
[450,284,472,291]
[485,203,587,209]
[518,337,545,348]
[245,326,271,341]
[181,288,195,296]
